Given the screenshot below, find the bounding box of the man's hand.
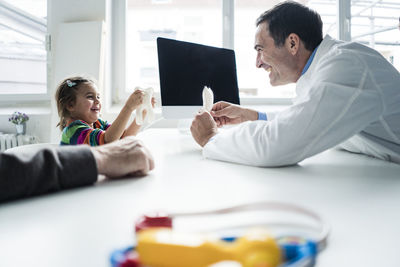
[91,136,154,178]
[211,101,258,127]
[190,111,218,147]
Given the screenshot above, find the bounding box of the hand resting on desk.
[92,136,154,178]
[0,136,154,203]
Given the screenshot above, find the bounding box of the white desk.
[0,128,399,267]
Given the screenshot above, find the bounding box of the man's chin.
[269,74,279,86]
[269,79,290,87]
[269,80,280,86]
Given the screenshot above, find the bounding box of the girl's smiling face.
[68,82,101,125]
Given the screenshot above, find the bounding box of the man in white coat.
[190,1,400,166]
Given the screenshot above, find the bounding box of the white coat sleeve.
[202,52,383,167]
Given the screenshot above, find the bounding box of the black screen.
[157,37,240,106]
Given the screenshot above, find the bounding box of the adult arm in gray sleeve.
[0,145,98,203]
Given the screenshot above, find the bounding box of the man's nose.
[256,53,262,68]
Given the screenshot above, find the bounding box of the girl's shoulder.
[66,120,92,128]
[62,120,92,136]
[61,120,92,144]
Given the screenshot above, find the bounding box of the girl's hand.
[126,90,144,111]
[141,97,156,119]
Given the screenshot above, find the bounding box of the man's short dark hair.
[256,1,323,51]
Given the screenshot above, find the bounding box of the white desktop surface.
[0,128,399,267]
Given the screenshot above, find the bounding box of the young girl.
[55,76,153,146]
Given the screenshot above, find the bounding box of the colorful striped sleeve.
[61,120,106,146]
[94,118,111,130]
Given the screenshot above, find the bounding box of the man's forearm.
[0,146,97,203]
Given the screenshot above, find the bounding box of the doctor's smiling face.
[255,22,300,86]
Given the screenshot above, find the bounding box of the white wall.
[47,0,108,142]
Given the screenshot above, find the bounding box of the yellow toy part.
[136,227,282,267]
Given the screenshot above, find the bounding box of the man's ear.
[285,33,300,55]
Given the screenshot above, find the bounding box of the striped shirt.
[60,119,111,146]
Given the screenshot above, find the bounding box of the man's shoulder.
[314,38,379,73]
[320,36,384,65]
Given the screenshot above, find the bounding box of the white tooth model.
[135,87,155,125]
[202,86,214,112]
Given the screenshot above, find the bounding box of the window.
[307,0,337,38]
[308,0,400,71]
[350,0,400,70]
[234,0,297,99]
[122,0,326,102]
[124,0,222,101]
[119,0,398,104]
[123,0,298,103]
[0,0,47,97]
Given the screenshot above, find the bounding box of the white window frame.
[109,0,126,107]
[0,0,50,104]
[338,0,351,41]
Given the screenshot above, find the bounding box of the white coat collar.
[295,35,339,98]
[304,35,338,76]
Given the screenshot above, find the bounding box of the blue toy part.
[110,236,319,267]
[277,236,318,267]
[110,246,138,267]
[220,236,237,242]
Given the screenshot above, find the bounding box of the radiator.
[0,134,37,152]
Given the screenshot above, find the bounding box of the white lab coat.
[203,35,400,166]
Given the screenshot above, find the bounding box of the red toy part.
[120,250,141,267]
[135,212,173,232]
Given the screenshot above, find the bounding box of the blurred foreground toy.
[137,227,281,267]
[110,202,329,267]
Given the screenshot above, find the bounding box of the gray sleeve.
[0,145,98,203]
